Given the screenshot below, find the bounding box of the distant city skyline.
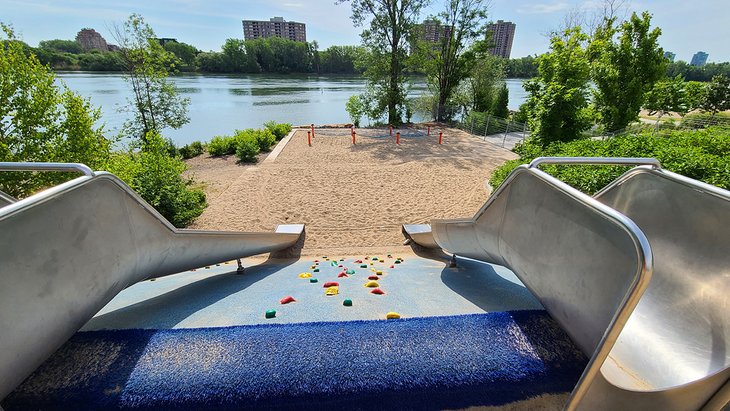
[1,0,728,62]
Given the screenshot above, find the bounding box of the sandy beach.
[185,127,517,255]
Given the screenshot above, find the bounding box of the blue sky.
[2,0,728,62]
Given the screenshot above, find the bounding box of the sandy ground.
[185,127,517,255]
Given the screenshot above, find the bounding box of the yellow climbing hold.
[310,265,317,269]
[379,259,384,263]
[364,281,379,288]
[386,312,401,319]
[376,270,383,275]
[325,286,339,296]
[299,272,312,278]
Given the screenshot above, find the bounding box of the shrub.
[178,141,205,159]
[236,128,276,152]
[490,127,730,194]
[107,131,207,227]
[208,135,237,156]
[264,121,293,140]
[235,134,260,163]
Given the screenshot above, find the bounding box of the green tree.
[684,81,708,112]
[221,38,259,72]
[0,24,111,197]
[340,0,428,125]
[466,54,505,113]
[163,41,199,70]
[112,14,190,143]
[588,12,666,131]
[38,39,83,54]
[492,82,509,118]
[701,74,730,115]
[345,95,368,126]
[413,0,489,121]
[644,75,687,122]
[505,55,538,78]
[524,27,592,146]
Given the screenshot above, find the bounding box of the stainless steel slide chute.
[0,163,304,400]
[403,157,730,410]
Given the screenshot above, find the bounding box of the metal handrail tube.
[529,157,661,169]
[0,162,95,176]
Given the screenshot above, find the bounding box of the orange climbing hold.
[280,296,296,304]
[338,272,349,278]
[323,281,339,288]
[368,275,379,280]
[370,288,385,295]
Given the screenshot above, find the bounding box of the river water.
[57,72,527,146]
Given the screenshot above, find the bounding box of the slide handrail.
[0,162,95,176]
[529,157,662,169]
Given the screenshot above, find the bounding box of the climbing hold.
[338,272,349,278]
[330,261,338,267]
[360,264,367,268]
[370,288,385,295]
[372,257,379,261]
[325,286,339,296]
[299,272,312,278]
[368,275,379,280]
[310,265,317,269]
[314,260,319,263]
[280,296,296,304]
[322,256,328,259]
[191,269,196,271]
[216,264,221,266]
[394,260,401,264]
[265,309,276,319]
[343,299,353,306]
[376,270,383,275]
[389,265,394,269]
[338,264,343,268]
[370,262,374,266]
[386,312,401,319]
[387,254,392,258]
[340,258,345,262]
[313,268,320,273]
[150,278,156,281]
[346,269,356,274]
[310,278,319,283]
[205,266,210,269]
[355,260,363,264]
[323,281,339,288]
[364,281,379,288]
[379,259,384,263]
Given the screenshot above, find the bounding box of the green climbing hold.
[346,269,355,274]
[372,257,379,261]
[330,261,338,266]
[394,260,401,264]
[265,309,276,319]
[360,264,367,268]
[310,278,318,283]
[343,299,353,307]
[313,268,320,272]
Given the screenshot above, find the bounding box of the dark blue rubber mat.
[4,310,586,410]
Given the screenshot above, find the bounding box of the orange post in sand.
[352,130,356,145]
[311,124,315,138]
[389,125,393,136]
[439,132,443,144]
[396,132,401,145]
[427,125,431,136]
[308,131,312,146]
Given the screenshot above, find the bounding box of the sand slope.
[186,128,517,253]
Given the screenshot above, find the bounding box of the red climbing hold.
[338,272,349,278]
[280,296,296,304]
[323,281,339,288]
[338,264,343,268]
[355,259,363,264]
[368,275,379,280]
[389,265,395,269]
[370,288,385,295]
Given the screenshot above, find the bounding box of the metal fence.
[457,114,530,150]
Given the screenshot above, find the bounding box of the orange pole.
[428,125,431,136]
[396,132,400,145]
[352,131,356,145]
[311,124,315,139]
[439,132,443,144]
[389,125,393,136]
[308,131,311,146]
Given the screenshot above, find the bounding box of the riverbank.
[184,127,517,255]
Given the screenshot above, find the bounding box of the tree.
[38,39,83,54]
[0,24,111,197]
[163,41,199,70]
[644,75,687,123]
[588,12,666,131]
[112,14,190,144]
[492,82,509,118]
[340,0,428,125]
[466,53,505,113]
[345,95,368,127]
[413,0,490,122]
[684,81,708,112]
[701,75,730,115]
[524,27,592,146]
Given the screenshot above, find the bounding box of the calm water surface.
[57,72,527,146]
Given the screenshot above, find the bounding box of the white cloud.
[516,2,570,14]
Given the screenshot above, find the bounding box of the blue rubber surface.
[4,311,586,410]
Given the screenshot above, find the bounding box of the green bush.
[178,141,205,159]
[263,121,293,140]
[208,135,237,156]
[236,128,275,152]
[107,131,207,227]
[235,134,260,163]
[490,127,730,194]
[681,112,730,130]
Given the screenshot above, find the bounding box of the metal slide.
[0,163,304,400]
[403,158,730,410]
